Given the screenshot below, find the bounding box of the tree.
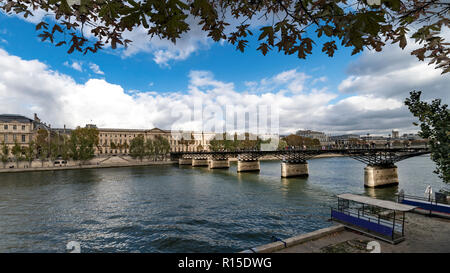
[2,1,449,73]
[59,136,71,161]
[130,134,146,161]
[50,142,60,166]
[145,139,155,161]
[11,141,23,168]
[0,141,9,168]
[405,90,449,184]
[24,140,36,167]
[284,134,303,147]
[68,126,99,163]
[154,136,171,160]
[278,139,288,150]
[209,138,222,152]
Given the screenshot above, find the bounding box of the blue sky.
[0,11,449,135]
[0,13,354,94]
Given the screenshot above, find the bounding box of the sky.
[0,10,449,136]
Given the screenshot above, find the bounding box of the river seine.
[0,155,442,252]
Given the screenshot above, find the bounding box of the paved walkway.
[276,213,450,253]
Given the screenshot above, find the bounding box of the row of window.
[99,133,138,138]
[2,124,27,131]
[2,134,27,143]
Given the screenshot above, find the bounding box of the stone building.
[295,129,332,145]
[329,134,361,145]
[1,113,216,157]
[0,114,47,155]
[96,127,215,155]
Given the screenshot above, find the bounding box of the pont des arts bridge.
[170,147,431,188]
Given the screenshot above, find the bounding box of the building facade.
[295,130,331,145]
[0,114,43,155]
[0,113,227,157]
[96,127,216,155]
[329,134,361,145]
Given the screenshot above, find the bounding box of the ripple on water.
[80,219,102,225]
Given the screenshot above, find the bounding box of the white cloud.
[0,48,423,136]
[339,28,450,102]
[121,17,210,67]
[245,69,310,94]
[63,61,83,72]
[89,63,104,75]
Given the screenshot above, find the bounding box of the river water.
[0,155,442,253]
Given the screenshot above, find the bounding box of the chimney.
[34,113,41,123]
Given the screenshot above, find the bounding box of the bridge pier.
[364,165,399,188]
[281,161,309,178]
[192,158,209,167]
[208,159,230,169]
[237,160,260,172]
[178,158,192,165]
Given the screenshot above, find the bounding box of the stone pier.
[178,158,192,165]
[237,160,260,172]
[192,158,209,167]
[208,159,230,169]
[364,165,399,188]
[281,161,309,178]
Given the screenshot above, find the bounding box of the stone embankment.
[0,155,175,174]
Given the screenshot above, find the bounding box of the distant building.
[295,130,330,145]
[329,134,361,145]
[361,135,388,145]
[95,127,216,155]
[402,133,423,141]
[392,130,400,139]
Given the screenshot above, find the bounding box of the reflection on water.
[0,155,442,253]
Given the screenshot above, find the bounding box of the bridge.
[170,147,431,188]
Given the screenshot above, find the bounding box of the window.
[4,125,8,130]
[21,135,26,143]
[22,125,25,130]
[13,125,17,130]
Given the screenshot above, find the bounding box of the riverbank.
[0,160,175,174]
[243,213,450,253]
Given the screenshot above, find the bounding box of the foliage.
[154,135,171,160]
[278,139,288,150]
[283,134,320,147]
[145,139,155,160]
[130,135,170,161]
[24,140,36,165]
[129,134,146,161]
[11,141,23,167]
[68,126,99,162]
[2,1,449,73]
[0,141,9,168]
[209,132,264,151]
[405,90,449,183]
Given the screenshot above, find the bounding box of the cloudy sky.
[0,10,448,136]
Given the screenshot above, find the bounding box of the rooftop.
[337,193,416,212]
[0,114,33,123]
